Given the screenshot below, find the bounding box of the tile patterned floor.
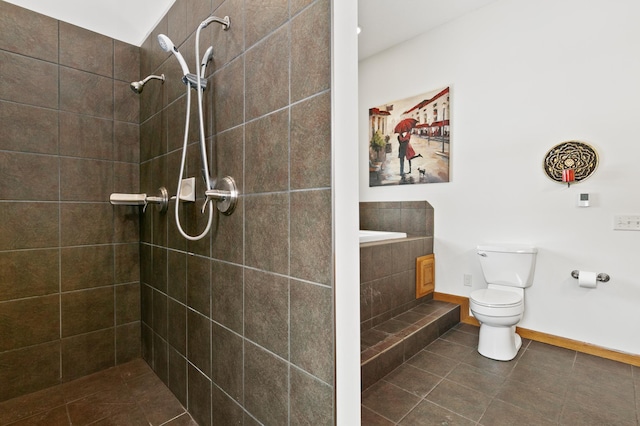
[0,359,196,426]
[3,332,639,425]
[362,323,640,425]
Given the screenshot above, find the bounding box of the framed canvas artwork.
[369,86,450,186]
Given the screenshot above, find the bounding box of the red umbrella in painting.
[394,118,418,134]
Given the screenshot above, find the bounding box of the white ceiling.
[358,0,499,61]
[5,0,498,55]
[4,0,176,46]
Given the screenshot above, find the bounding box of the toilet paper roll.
[578,271,598,288]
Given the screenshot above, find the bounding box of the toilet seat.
[470,289,522,308]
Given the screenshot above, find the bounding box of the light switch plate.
[614,215,640,231]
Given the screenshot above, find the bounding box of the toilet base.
[477,324,522,361]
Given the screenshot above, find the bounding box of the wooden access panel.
[416,254,435,298]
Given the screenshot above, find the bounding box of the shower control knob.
[204,176,238,216]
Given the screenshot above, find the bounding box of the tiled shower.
[0,0,335,424]
[0,2,141,401]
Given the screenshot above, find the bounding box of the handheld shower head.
[200,46,214,76]
[157,33,173,52]
[157,34,190,76]
[130,74,165,94]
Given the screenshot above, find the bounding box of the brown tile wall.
[360,201,435,237]
[138,0,334,425]
[360,201,435,330]
[0,2,141,402]
[360,237,435,331]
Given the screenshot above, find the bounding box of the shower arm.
[140,74,164,85]
[130,74,165,94]
[200,15,230,30]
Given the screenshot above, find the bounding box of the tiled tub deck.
[361,299,460,391]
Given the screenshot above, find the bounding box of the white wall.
[333,0,362,423]
[359,0,640,355]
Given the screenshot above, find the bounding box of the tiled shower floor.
[362,323,640,425]
[0,359,196,426]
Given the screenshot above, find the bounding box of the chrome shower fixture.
[130,74,164,94]
[200,15,230,30]
[157,34,190,76]
[158,33,207,90]
[200,46,214,76]
[169,14,237,241]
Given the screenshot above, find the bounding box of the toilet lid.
[470,289,522,308]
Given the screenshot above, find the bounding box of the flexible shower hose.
[173,24,214,241]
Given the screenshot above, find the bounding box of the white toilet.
[469,244,538,361]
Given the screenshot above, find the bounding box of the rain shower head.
[130,74,165,94]
[158,34,190,76]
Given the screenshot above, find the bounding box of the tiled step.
[361,299,460,391]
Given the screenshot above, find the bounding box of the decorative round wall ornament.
[543,140,598,184]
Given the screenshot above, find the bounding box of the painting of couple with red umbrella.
[368,86,450,186]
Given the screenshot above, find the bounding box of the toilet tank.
[477,245,538,288]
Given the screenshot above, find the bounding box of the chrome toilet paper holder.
[570,270,610,283]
